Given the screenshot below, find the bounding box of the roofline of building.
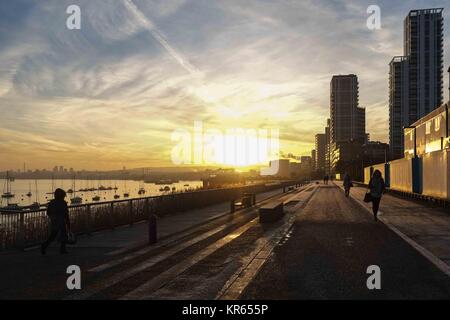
[408,8,444,16]
[331,74,357,78]
[409,101,450,127]
[389,56,408,65]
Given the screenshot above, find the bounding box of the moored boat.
[29,202,41,210]
[0,203,23,213]
[70,196,82,204]
[2,171,15,198]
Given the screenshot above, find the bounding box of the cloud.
[123,0,201,75]
[0,0,449,169]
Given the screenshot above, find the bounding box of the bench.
[236,196,252,208]
[259,201,284,223]
[230,194,255,213]
[243,193,256,205]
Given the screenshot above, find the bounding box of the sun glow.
[171,121,280,167]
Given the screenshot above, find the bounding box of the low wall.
[364,163,386,184]
[422,149,450,199]
[390,158,412,193]
[363,149,450,199]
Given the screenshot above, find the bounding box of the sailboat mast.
[51,174,54,198]
[72,175,76,197]
[6,171,10,205]
[35,179,39,203]
[6,171,10,194]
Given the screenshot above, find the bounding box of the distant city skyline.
[1,1,450,170]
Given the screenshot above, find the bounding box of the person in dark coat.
[343,173,353,197]
[368,170,386,222]
[41,188,71,255]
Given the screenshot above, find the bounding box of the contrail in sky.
[123,0,201,76]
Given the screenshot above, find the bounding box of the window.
[435,116,440,131]
[426,121,431,134]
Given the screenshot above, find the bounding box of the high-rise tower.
[389,8,444,160]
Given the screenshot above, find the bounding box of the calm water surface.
[0,179,203,207]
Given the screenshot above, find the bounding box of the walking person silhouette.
[41,188,71,255]
[367,170,386,221]
[343,172,353,197]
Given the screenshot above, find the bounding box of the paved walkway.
[0,187,285,299]
[3,183,449,299]
[341,183,450,269]
[242,184,450,299]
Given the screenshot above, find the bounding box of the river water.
[0,179,203,207]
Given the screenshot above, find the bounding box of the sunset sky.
[0,0,449,170]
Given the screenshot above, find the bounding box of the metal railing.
[0,180,304,250]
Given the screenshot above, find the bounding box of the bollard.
[148,213,157,245]
[230,200,235,213]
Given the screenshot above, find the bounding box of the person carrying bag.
[366,170,385,221]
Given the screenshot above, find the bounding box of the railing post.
[147,199,157,245]
[18,212,25,250]
[110,202,115,229]
[144,198,149,223]
[86,205,92,235]
[129,200,133,225]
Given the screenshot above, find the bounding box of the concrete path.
[3,183,448,300]
[0,187,285,299]
[343,184,450,269]
[242,184,450,299]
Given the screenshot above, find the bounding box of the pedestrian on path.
[41,188,71,255]
[343,173,353,197]
[368,170,385,221]
[323,175,329,185]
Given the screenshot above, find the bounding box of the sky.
[0,0,449,171]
